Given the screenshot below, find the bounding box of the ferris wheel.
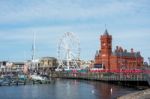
[57,32,80,70]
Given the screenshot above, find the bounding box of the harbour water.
[0,79,139,99]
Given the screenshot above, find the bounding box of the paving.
[118,89,150,99]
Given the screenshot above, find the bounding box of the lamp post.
[148,57,150,66]
[119,52,122,80]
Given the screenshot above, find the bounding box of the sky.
[0,0,150,62]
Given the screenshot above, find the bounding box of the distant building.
[94,29,144,70]
[0,61,13,72]
[39,57,58,69]
[0,61,8,72]
[12,62,25,72]
[79,60,94,69]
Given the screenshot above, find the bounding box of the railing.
[53,71,147,81]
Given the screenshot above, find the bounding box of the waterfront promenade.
[118,88,150,99]
[52,70,150,88]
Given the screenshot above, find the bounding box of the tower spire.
[104,24,109,35]
[105,24,107,29]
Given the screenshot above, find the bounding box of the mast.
[32,32,36,70]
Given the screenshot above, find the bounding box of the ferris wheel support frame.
[56,32,80,71]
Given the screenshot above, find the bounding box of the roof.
[40,57,57,60]
[103,29,109,35]
[112,51,142,58]
[13,62,25,65]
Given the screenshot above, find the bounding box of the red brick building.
[94,29,144,70]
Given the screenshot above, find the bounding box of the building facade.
[12,62,25,72]
[39,57,58,69]
[94,29,144,70]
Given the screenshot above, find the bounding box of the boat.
[30,74,47,81]
[31,74,46,81]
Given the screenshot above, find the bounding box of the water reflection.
[87,81,138,99]
[0,79,138,99]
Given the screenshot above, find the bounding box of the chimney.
[124,49,127,53]
[131,48,134,53]
[116,46,119,51]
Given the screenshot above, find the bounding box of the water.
[0,79,138,99]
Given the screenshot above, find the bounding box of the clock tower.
[95,29,143,70]
[100,29,112,69]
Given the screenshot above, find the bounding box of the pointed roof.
[103,29,109,35]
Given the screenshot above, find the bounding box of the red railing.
[89,69,149,74]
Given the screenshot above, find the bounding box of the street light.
[148,57,150,66]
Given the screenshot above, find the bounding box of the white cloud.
[0,0,150,61]
[0,0,148,23]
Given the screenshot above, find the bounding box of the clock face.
[102,54,106,57]
[103,43,106,46]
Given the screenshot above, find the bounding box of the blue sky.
[0,0,150,62]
